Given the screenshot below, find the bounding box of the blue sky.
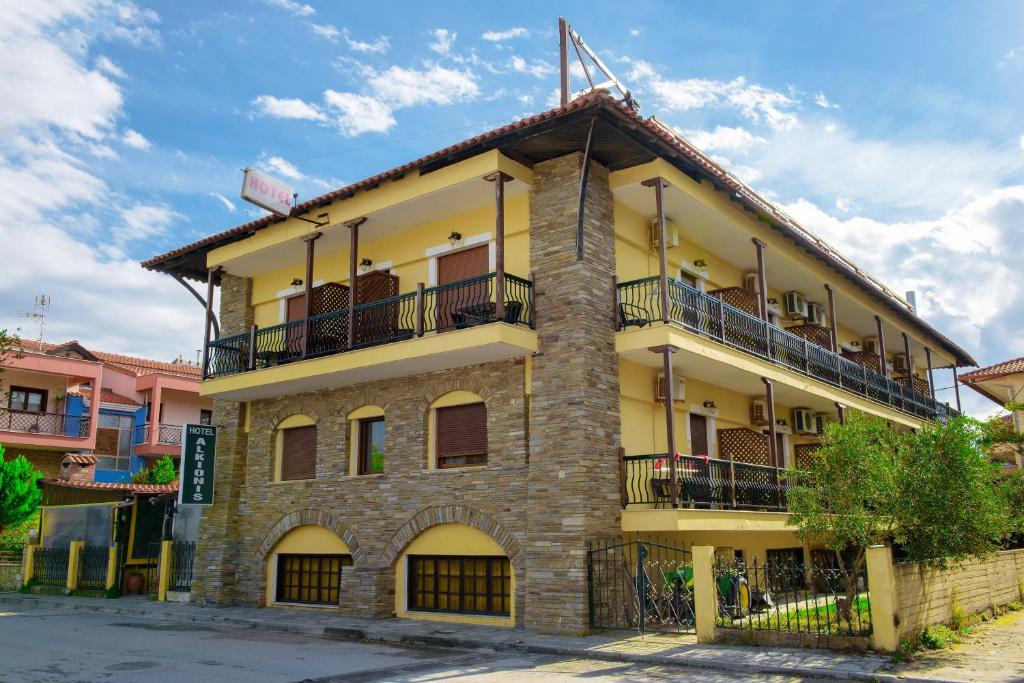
[2,1,1023,416]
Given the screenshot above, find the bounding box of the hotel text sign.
[178,424,217,506]
[240,167,293,217]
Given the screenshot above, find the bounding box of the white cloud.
[209,192,236,212]
[482,27,528,41]
[814,91,839,109]
[1019,135,1024,152]
[323,91,396,136]
[429,28,456,55]
[88,143,119,160]
[261,155,303,180]
[630,28,641,37]
[311,23,339,41]
[835,197,851,213]
[683,125,767,154]
[251,94,325,121]
[262,0,315,17]
[115,203,181,243]
[95,56,125,79]
[343,28,389,54]
[122,128,150,149]
[510,55,556,79]
[368,65,478,108]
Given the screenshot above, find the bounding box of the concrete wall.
[895,549,1024,634]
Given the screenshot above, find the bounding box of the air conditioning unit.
[649,219,680,250]
[655,374,686,403]
[863,336,879,355]
[743,272,760,293]
[806,302,828,327]
[894,353,910,374]
[750,398,769,426]
[793,408,818,435]
[783,291,808,318]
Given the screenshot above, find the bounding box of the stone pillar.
[191,274,253,605]
[692,545,717,644]
[866,544,900,652]
[525,153,621,633]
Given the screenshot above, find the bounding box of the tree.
[131,456,178,485]
[786,412,899,600]
[1002,469,1024,539]
[0,447,43,531]
[0,329,22,372]
[893,416,1009,565]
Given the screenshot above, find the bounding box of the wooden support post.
[824,284,838,353]
[414,283,424,337]
[558,17,570,105]
[344,218,366,350]
[925,347,936,399]
[752,239,769,321]
[484,172,512,321]
[201,267,218,379]
[762,377,782,509]
[247,324,257,371]
[901,332,913,394]
[301,232,321,359]
[875,315,888,377]
[642,177,672,324]
[953,364,962,412]
[835,402,846,425]
[655,344,680,508]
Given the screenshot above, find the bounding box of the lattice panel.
[898,374,930,395]
[841,351,882,374]
[717,427,770,466]
[313,283,349,315]
[356,270,399,304]
[794,442,821,470]
[785,324,832,350]
[708,286,760,317]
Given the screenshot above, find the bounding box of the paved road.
[0,605,827,682]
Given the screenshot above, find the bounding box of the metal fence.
[169,541,196,592]
[588,538,695,634]
[616,276,953,422]
[715,556,871,636]
[33,547,70,587]
[622,454,792,510]
[78,546,109,590]
[0,408,90,437]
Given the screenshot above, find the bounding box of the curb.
[0,594,944,683]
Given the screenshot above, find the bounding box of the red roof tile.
[16,338,201,379]
[61,454,98,465]
[960,357,1024,383]
[82,388,142,407]
[41,478,178,494]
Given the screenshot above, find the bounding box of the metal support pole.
[642,177,671,324]
[901,331,913,390]
[484,172,511,321]
[201,267,217,379]
[247,324,257,370]
[925,347,936,399]
[301,232,321,359]
[414,283,424,337]
[752,239,769,321]
[953,364,962,412]
[875,315,888,377]
[824,284,838,353]
[345,218,366,349]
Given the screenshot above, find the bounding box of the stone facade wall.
[895,549,1024,634]
[524,153,622,632]
[226,360,530,621]
[8,448,64,479]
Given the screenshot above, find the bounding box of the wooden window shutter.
[286,295,306,322]
[436,403,487,468]
[281,425,317,480]
[689,413,708,457]
[437,244,489,285]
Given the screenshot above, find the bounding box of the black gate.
[587,539,695,634]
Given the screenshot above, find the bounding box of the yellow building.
[961,358,1024,471]
[142,90,975,632]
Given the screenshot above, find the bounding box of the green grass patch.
[920,624,965,650]
[721,595,872,635]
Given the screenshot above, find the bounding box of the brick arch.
[269,403,321,430]
[416,379,494,413]
[257,509,364,564]
[338,387,393,417]
[381,505,523,570]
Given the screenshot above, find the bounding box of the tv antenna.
[20,294,50,350]
[558,17,639,112]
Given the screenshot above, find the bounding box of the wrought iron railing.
[0,408,90,438]
[169,541,196,592]
[156,424,182,445]
[33,547,70,587]
[616,276,953,422]
[716,556,871,636]
[623,454,792,511]
[78,546,109,590]
[205,272,533,379]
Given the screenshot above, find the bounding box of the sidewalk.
[0,592,895,681]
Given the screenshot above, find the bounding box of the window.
[408,555,510,616]
[199,409,213,425]
[9,386,46,413]
[358,417,384,475]
[689,413,709,457]
[275,554,352,605]
[436,402,487,468]
[95,413,133,471]
[280,425,317,480]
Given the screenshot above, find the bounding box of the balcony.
[0,408,90,438]
[133,423,182,446]
[616,276,952,422]
[201,272,536,401]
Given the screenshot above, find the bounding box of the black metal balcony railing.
[623,454,793,511]
[206,272,534,379]
[0,408,90,438]
[617,276,952,422]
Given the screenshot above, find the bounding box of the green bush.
[0,449,43,533]
[920,625,962,650]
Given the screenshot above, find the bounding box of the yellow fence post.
[692,545,717,644]
[105,542,119,591]
[22,543,37,586]
[866,544,900,653]
[157,540,172,601]
[66,540,84,592]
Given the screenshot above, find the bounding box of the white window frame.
[425,232,494,286]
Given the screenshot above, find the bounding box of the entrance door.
[437,244,489,331]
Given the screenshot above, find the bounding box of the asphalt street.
[0,605,829,682]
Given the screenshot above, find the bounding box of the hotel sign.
[178,424,217,506]
[240,167,293,217]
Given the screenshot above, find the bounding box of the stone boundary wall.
[895,549,1024,634]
